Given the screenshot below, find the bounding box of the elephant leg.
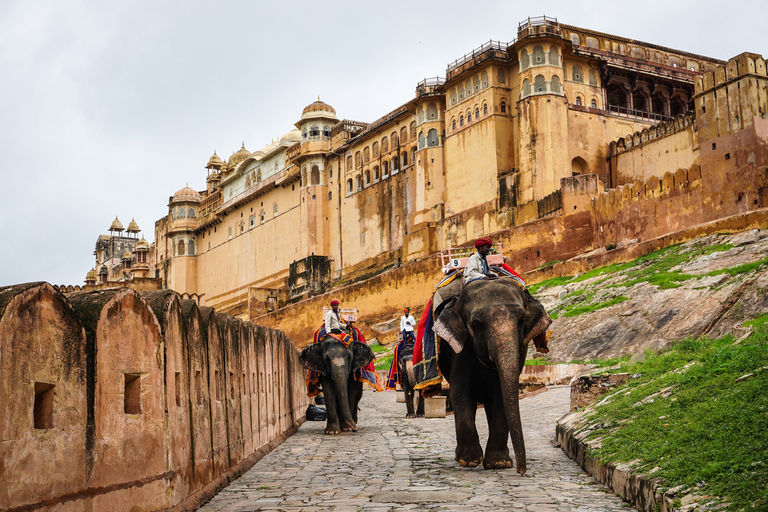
[415,390,425,417]
[403,380,416,418]
[320,376,341,435]
[448,370,483,467]
[482,387,513,469]
[344,380,363,431]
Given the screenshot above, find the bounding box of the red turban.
[330,300,339,306]
[474,237,493,248]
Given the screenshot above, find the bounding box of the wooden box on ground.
[424,396,447,418]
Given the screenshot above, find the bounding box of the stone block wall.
[0,283,308,512]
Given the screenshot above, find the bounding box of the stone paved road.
[197,386,630,512]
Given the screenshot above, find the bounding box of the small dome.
[280,129,301,143]
[109,216,124,232]
[126,218,140,233]
[122,251,133,260]
[172,185,201,203]
[135,237,149,250]
[206,151,224,169]
[86,268,97,281]
[228,142,251,167]
[98,264,108,274]
[302,99,336,116]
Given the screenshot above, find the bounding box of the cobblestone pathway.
[197,386,630,512]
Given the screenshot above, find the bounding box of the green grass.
[581,331,768,511]
[375,354,394,371]
[371,344,390,354]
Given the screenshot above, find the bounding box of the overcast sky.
[1,0,765,287]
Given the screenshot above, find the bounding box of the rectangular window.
[34,382,55,429]
[175,372,181,407]
[124,374,141,414]
[195,371,203,406]
[249,215,255,228]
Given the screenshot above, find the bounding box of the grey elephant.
[300,336,375,434]
[432,277,550,474]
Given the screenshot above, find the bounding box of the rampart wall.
[0,283,308,512]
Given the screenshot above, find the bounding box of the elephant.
[432,277,551,474]
[397,343,424,418]
[300,335,375,434]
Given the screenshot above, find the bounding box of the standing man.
[400,307,417,344]
[325,299,343,335]
[463,237,501,284]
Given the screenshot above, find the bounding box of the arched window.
[363,147,370,163]
[302,127,307,139]
[355,175,362,191]
[465,79,472,97]
[523,79,531,97]
[372,141,379,157]
[591,98,598,108]
[311,165,320,185]
[426,103,437,120]
[548,46,559,66]
[410,121,416,140]
[382,136,389,153]
[550,75,561,93]
[355,151,362,168]
[500,101,507,113]
[177,240,185,256]
[401,152,408,168]
[534,74,546,92]
[323,125,331,137]
[418,131,425,149]
[467,110,471,123]
[347,179,353,194]
[460,115,464,127]
[177,207,186,218]
[427,129,439,147]
[572,65,583,83]
[188,207,196,218]
[452,118,456,131]
[188,240,196,255]
[450,88,457,105]
[411,147,416,164]
[589,69,597,86]
[310,125,320,136]
[390,132,398,148]
[576,96,583,106]
[475,107,480,119]
[364,170,370,185]
[400,127,407,144]
[373,166,380,180]
[483,103,488,115]
[392,156,399,171]
[482,70,489,87]
[473,75,480,91]
[520,49,529,69]
[570,33,580,46]
[383,161,389,177]
[346,155,353,171]
[533,45,545,64]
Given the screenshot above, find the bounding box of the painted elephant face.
[300,339,374,376]
[433,279,549,366]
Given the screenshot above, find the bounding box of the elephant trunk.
[331,363,357,431]
[489,323,527,475]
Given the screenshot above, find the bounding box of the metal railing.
[608,105,673,122]
[518,15,558,30]
[446,40,512,73]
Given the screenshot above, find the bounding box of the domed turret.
[228,143,251,169]
[85,268,97,285]
[171,185,201,204]
[302,99,336,118]
[206,151,225,170]
[135,237,149,250]
[127,218,140,233]
[280,129,302,143]
[109,216,124,232]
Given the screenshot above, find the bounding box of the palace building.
[148,16,768,320]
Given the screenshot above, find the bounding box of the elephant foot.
[324,428,341,435]
[483,455,514,470]
[341,419,358,432]
[406,413,416,419]
[456,446,483,468]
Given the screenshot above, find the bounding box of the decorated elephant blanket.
[305,323,383,397]
[413,265,551,397]
[385,339,416,390]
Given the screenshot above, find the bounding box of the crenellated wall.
[0,283,308,512]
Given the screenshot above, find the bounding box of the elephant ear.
[300,343,326,374]
[522,292,552,346]
[351,341,375,372]
[433,298,468,353]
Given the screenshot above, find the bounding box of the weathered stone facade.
[0,282,307,512]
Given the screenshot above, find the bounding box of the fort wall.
[0,283,307,512]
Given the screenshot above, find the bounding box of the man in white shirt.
[463,237,500,284]
[325,299,344,335]
[400,307,417,344]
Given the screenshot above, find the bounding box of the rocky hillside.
[532,229,768,363]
